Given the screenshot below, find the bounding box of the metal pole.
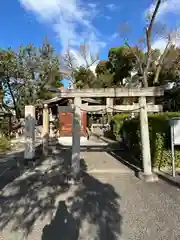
[171,123,176,177]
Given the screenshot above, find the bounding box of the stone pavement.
[58,136,134,176]
[81,151,133,175]
[0,137,180,239]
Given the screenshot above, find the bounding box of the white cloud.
[152,30,180,53]
[105,15,112,20]
[63,48,100,75]
[145,0,180,19]
[19,0,105,52]
[106,3,116,11]
[145,0,180,54]
[112,32,119,39]
[87,3,97,9]
[152,38,167,52]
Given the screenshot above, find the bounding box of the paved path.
[81,151,133,175]
[0,137,180,239]
[57,136,134,175]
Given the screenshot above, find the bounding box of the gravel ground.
[0,137,180,240]
[108,175,180,240]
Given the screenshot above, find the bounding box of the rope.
[58,104,143,113]
[77,105,142,113]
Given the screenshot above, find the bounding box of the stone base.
[138,172,159,182]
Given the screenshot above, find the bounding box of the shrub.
[104,113,129,141]
[0,136,11,153]
[110,113,129,138]
[0,118,10,136]
[121,112,180,169]
[121,118,141,161]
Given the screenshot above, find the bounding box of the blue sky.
[0,0,180,87]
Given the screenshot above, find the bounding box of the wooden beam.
[54,87,164,98]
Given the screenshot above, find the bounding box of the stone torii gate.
[54,87,164,182]
[24,87,164,182]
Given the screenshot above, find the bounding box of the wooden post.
[71,97,81,179]
[24,105,36,162]
[42,104,49,156]
[139,97,157,181]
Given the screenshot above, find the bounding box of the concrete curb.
[153,169,180,187]
[92,133,116,144]
[87,169,134,174]
[92,133,163,182]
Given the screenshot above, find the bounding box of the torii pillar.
[71,97,81,179]
[139,96,158,182]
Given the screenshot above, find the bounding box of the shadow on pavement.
[57,138,142,177]
[90,134,143,174]
[0,144,43,191]
[0,138,122,240]
[0,138,70,236]
[42,160,122,240]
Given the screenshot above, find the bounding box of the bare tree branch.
[63,47,76,72]
[79,44,99,68]
[62,44,99,74]
[146,0,161,54]
[125,42,144,75]
[143,0,163,87]
[153,34,174,84]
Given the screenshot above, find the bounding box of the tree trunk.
[153,64,162,84]
[6,78,20,119]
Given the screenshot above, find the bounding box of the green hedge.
[121,112,180,169]
[103,113,129,140]
[110,114,129,138]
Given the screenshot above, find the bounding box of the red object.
[59,111,87,136]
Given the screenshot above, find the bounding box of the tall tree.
[95,46,144,87]
[0,48,21,118]
[62,44,99,88]
[73,67,96,89]
[158,46,180,83]
[120,0,180,87]
[0,39,62,118]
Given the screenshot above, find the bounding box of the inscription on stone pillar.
[24,106,36,160]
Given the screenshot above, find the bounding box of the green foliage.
[158,46,180,84]
[103,114,129,140]
[82,44,180,89]
[121,118,140,158]
[73,67,96,89]
[121,112,180,169]
[95,44,180,88]
[108,47,137,81]
[95,60,107,75]
[163,88,180,112]
[95,46,145,87]
[0,118,10,136]
[111,114,129,138]
[0,39,61,118]
[0,136,11,153]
